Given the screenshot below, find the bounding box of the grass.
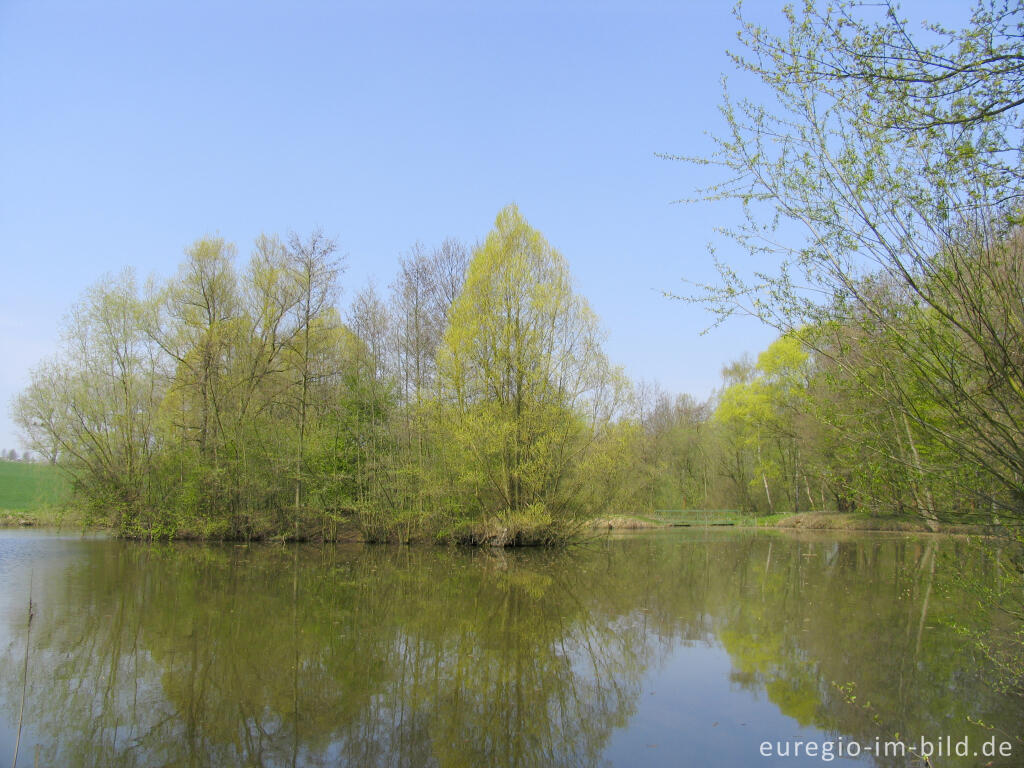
[590,508,984,533]
[0,460,77,528]
[0,460,71,510]
[0,506,78,528]
[590,515,664,530]
[768,511,990,533]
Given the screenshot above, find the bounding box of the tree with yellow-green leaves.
[432,205,632,541]
[711,335,811,515]
[13,270,161,525]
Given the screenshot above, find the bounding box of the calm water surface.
[0,529,1020,767]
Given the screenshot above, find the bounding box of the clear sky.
[0,0,961,454]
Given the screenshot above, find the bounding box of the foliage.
[0,460,70,511]
[662,0,1024,687]
[12,212,643,543]
[671,0,1024,521]
[428,205,633,533]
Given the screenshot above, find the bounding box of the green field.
[0,460,71,510]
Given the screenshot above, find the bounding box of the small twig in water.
[12,571,34,768]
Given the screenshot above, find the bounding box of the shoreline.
[4,507,1005,541]
[596,511,1001,536]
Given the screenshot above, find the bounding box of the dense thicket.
[688,323,1016,527]
[13,207,646,542]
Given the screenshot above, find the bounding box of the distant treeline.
[0,449,32,462]
[13,205,1019,541]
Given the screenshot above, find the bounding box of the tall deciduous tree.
[435,205,627,526]
[283,230,344,525]
[14,271,161,525]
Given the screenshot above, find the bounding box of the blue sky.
[0,0,961,453]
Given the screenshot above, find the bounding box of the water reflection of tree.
[1,543,654,767]
[1,533,1020,767]
[704,535,1022,754]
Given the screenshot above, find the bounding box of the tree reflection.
[1,543,653,767]
[0,532,1020,767]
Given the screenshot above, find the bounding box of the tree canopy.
[434,205,629,533]
[680,0,1024,518]
[14,211,638,543]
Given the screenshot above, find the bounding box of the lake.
[0,528,1020,767]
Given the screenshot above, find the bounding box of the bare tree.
[284,230,344,527]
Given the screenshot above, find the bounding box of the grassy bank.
[0,505,80,528]
[591,509,998,534]
[591,515,665,530]
[766,511,995,534]
[4,470,992,541]
[594,509,754,530]
[0,460,70,508]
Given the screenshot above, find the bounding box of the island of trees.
[14,207,642,542]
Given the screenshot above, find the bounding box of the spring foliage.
[14,209,636,542]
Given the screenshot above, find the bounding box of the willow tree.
[149,238,241,513]
[13,271,162,526]
[434,205,628,531]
